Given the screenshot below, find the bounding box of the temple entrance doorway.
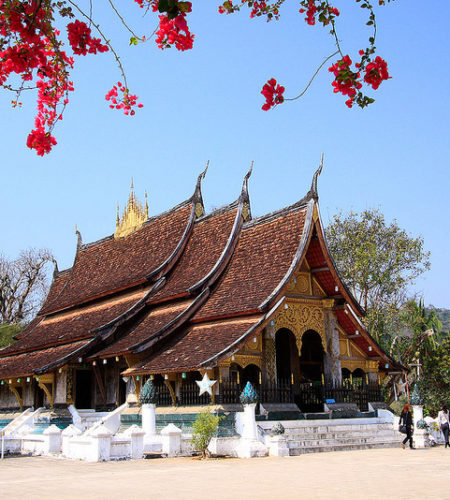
[299,330,324,382]
[275,328,299,384]
[241,364,261,388]
[118,375,127,406]
[34,381,45,408]
[75,369,93,409]
[296,330,324,413]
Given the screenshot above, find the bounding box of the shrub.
[191,410,221,458]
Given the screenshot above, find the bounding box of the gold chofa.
[115,183,148,239]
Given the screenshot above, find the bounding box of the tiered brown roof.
[0,165,401,380]
[0,291,147,357]
[0,341,88,378]
[41,202,194,314]
[124,317,262,375]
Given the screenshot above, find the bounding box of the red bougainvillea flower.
[67,20,109,56]
[105,81,143,115]
[261,78,285,110]
[328,55,362,108]
[364,56,390,90]
[155,12,194,51]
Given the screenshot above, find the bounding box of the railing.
[179,382,210,406]
[259,379,294,404]
[154,382,173,406]
[152,380,383,411]
[300,382,383,412]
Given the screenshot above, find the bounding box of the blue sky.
[0,1,448,307]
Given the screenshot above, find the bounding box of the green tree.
[325,209,430,344]
[418,334,450,416]
[0,323,22,349]
[191,410,221,459]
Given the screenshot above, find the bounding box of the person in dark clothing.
[438,404,450,448]
[399,403,415,449]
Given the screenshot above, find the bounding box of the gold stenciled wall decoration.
[271,299,326,354]
[285,272,312,296]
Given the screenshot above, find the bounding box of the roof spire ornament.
[193,160,210,218]
[306,153,324,201]
[241,161,253,221]
[115,181,147,239]
[75,224,83,252]
[52,258,59,278]
[144,191,149,219]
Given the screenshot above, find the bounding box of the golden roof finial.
[115,181,147,239]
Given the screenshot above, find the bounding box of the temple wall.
[0,384,20,409]
[106,365,118,405]
[55,371,67,405]
[23,384,34,408]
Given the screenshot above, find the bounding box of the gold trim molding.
[221,354,262,369]
[271,299,326,353]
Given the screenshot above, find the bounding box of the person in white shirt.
[438,404,449,448]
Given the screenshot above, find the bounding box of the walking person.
[399,403,415,449]
[438,404,450,448]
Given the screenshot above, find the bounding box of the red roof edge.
[313,206,366,317]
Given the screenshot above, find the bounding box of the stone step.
[283,427,395,437]
[283,427,396,436]
[289,441,402,455]
[287,435,400,448]
[283,430,398,440]
[286,433,400,443]
[281,424,394,433]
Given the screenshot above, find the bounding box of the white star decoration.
[196,373,217,396]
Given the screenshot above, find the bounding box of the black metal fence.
[153,380,383,411]
[179,382,210,406]
[154,382,172,406]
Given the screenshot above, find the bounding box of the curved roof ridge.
[33,279,166,374]
[244,199,308,228]
[196,199,240,222]
[257,199,315,312]
[130,288,211,354]
[145,204,196,282]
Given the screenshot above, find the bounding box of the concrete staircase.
[259,418,402,455]
[2,407,44,436]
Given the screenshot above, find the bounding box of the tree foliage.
[418,334,450,416]
[0,248,54,324]
[0,323,21,348]
[325,209,430,341]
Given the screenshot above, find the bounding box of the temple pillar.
[262,325,276,383]
[324,308,342,387]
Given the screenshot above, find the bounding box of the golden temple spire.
[115,181,148,239]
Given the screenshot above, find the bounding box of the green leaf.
[129,36,138,46]
[177,2,191,12]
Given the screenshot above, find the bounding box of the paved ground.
[0,447,449,499]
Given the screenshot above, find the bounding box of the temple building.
[0,163,400,414]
